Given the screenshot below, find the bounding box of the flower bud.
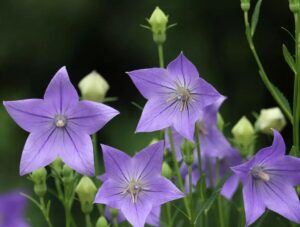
[289,0,300,12]
[217,112,225,131]
[51,158,64,175]
[31,168,47,197]
[62,164,74,184]
[232,116,255,147]
[240,0,250,11]
[181,140,195,166]
[96,216,108,227]
[75,176,97,214]
[255,107,286,135]
[78,70,109,103]
[162,162,172,179]
[147,7,168,44]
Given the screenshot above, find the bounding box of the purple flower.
[0,191,28,227]
[94,142,184,227]
[105,206,161,226]
[3,67,119,176]
[128,52,224,140]
[232,130,300,226]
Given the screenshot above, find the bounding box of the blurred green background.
[0,0,295,226]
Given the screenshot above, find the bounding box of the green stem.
[194,125,202,181]
[293,12,300,152]
[166,203,172,227]
[167,128,192,219]
[216,159,225,227]
[243,11,293,123]
[93,134,100,175]
[188,165,195,226]
[85,213,92,227]
[40,197,53,227]
[113,217,119,227]
[158,44,164,67]
[64,205,71,227]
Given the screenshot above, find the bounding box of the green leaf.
[251,0,263,36]
[282,44,296,74]
[272,84,293,116]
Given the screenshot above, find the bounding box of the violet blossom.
[128,52,224,140]
[3,67,119,176]
[232,130,300,226]
[94,142,184,227]
[0,191,28,227]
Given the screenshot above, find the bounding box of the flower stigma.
[251,166,270,182]
[123,179,145,203]
[54,115,68,128]
[167,83,193,112]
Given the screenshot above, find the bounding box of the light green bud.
[149,138,159,145]
[62,164,74,184]
[181,140,195,166]
[240,0,250,11]
[31,168,47,197]
[96,216,109,227]
[255,107,286,135]
[51,158,64,175]
[78,70,109,103]
[162,162,172,179]
[289,0,300,12]
[147,7,169,44]
[75,176,97,214]
[232,116,255,147]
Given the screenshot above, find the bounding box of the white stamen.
[251,166,270,182]
[54,115,67,128]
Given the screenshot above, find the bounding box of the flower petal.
[136,97,176,133]
[101,145,132,183]
[132,142,164,180]
[20,126,59,175]
[144,176,184,206]
[166,52,200,87]
[67,100,119,134]
[242,177,266,226]
[221,174,240,200]
[120,195,153,227]
[44,66,79,114]
[146,206,161,227]
[3,99,53,132]
[127,68,175,99]
[59,128,94,176]
[262,179,300,224]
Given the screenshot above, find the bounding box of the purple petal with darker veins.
[20,126,59,175]
[120,195,153,227]
[59,127,94,176]
[261,178,300,224]
[44,66,79,114]
[132,142,164,181]
[166,52,200,87]
[136,97,177,133]
[243,177,266,226]
[146,206,161,227]
[127,68,174,99]
[3,99,53,133]
[101,144,132,183]
[67,100,119,134]
[221,174,240,200]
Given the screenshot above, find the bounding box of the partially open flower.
[78,70,110,103]
[255,107,286,135]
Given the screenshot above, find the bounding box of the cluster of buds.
[30,168,47,197]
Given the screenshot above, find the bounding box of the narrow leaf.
[282,44,296,74]
[251,0,263,36]
[272,84,293,116]
[20,192,41,209]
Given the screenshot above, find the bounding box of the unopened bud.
[76,176,97,214]
[78,70,109,103]
[51,158,64,175]
[31,168,47,197]
[240,0,250,11]
[289,0,300,12]
[162,162,172,179]
[255,107,286,135]
[147,7,169,44]
[232,116,255,147]
[62,164,74,184]
[181,140,195,166]
[96,216,109,227]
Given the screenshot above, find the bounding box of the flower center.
[54,115,68,128]
[124,179,144,203]
[167,84,192,112]
[251,166,270,182]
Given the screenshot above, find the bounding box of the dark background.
[0,0,294,226]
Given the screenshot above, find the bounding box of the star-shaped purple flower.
[0,191,28,227]
[232,130,300,226]
[3,67,119,176]
[94,142,184,227]
[128,52,224,140]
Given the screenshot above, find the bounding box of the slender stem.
[93,134,100,175]
[216,159,225,227]
[293,12,300,152]
[167,128,192,219]
[85,213,92,227]
[243,11,293,123]
[158,44,165,67]
[188,165,195,226]
[194,125,202,180]
[113,217,119,227]
[166,203,172,227]
[40,197,53,227]
[64,205,71,227]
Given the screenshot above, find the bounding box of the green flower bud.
[232,116,255,147]
[181,140,195,166]
[78,70,109,103]
[34,184,47,198]
[162,162,172,179]
[51,158,64,175]
[217,112,225,131]
[75,176,97,214]
[96,216,108,227]
[255,107,286,135]
[109,208,119,217]
[62,164,74,184]
[240,0,250,11]
[31,168,47,197]
[147,7,168,44]
[289,0,300,12]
